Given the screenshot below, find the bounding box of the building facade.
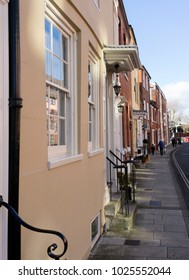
[150,82,169,149]
[139,65,151,155]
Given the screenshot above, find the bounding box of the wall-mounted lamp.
[118,104,124,113]
[113,64,121,96]
[117,96,126,113]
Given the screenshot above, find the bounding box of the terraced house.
[0,0,168,260]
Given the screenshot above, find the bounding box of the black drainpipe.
[8,0,22,260]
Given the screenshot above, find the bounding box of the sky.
[123,0,189,121]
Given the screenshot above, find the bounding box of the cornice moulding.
[0,0,9,6]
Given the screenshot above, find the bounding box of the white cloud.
[162,81,189,121]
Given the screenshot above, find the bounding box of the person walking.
[151,144,155,155]
[158,140,165,156]
[171,137,175,147]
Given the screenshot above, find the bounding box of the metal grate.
[124,239,140,246]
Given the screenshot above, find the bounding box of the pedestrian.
[175,138,177,147]
[151,144,155,155]
[171,137,175,147]
[158,140,165,156]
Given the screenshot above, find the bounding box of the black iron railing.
[0,195,68,260]
[110,150,124,192]
[106,156,116,200]
[107,150,136,216]
[106,152,130,216]
[110,150,136,200]
[116,148,124,162]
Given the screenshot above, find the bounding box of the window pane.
[88,61,94,102]
[88,63,91,99]
[47,118,49,145]
[88,105,92,142]
[53,56,61,85]
[62,62,68,88]
[89,123,92,142]
[88,81,91,99]
[53,26,61,57]
[50,88,58,116]
[50,116,58,145]
[45,19,51,49]
[46,87,49,115]
[59,92,65,117]
[89,105,92,122]
[59,119,66,145]
[62,35,68,61]
[45,51,52,81]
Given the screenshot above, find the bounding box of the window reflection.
[53,56,61,85]
[45,18,69,89]
[53,26,61,57]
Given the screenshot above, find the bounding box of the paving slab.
[168,247,189,259]
[154,231,188,240]
[161,239,189,248]
[121,245,167,259]
[92,244,122,256]
[99,237,125,245]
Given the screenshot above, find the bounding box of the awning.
[103,44,141,72]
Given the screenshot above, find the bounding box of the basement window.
[91,213,100,248]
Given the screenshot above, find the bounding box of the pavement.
[89,144,189,260]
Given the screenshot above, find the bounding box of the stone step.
[105,202,138,232]
[104,197,121,217]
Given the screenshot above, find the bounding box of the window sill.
[48,154,83,169]
[88,148,104,158]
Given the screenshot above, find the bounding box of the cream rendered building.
[131,68,144,157]
[18,0,119,260]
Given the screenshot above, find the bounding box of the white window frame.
[45,1,81,169]
[152,129,155,144]
[147,102,150,120]
[88,48,101,155]
[143,100,146,119]
[151,106,154,122]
